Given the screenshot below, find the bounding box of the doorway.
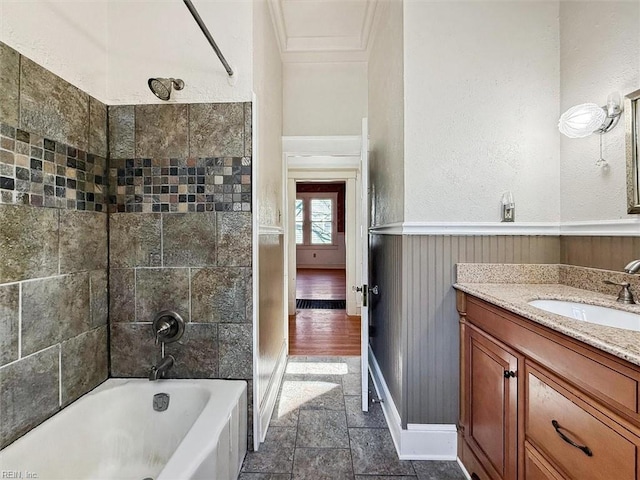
[290,180,359,355]
[295,181,346,308]
[285,150,363,357]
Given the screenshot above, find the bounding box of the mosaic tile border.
[108,157,252,213]
[0,122,107,211]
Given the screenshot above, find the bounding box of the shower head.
[147,78,185,101]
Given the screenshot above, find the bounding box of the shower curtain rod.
[183,0,234,77]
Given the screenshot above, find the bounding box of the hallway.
[290,269,360,356]
[240,356,465,479]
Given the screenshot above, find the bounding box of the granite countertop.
[453,264,640,367]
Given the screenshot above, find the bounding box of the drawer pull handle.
[503,370,516,378]
[551,420,593,457]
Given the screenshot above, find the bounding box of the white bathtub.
[0,379,247,480]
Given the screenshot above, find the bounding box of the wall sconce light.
[558,93,623,167]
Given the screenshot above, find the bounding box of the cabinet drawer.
[524,442,564,480]
[526,365,638,480]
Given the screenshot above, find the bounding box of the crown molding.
[360,0,378,52]
[267,0,287,55]
[268,0,378,63]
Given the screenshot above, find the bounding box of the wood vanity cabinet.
[457,291,640,480]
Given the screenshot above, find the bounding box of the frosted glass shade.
[558,103,607,138]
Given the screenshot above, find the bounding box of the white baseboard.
[368,346,458,460]
[258,341,288,444]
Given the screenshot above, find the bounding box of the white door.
[359,118,370,412]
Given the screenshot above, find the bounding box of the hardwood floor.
[296,268,346,300]
[289,310,360,356]
[290,268,360,356]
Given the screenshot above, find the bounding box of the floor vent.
[296,299,346,310]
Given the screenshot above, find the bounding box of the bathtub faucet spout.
[149,355,175,381]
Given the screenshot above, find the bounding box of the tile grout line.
[89,271,93,324]
[160,213,164,267]
[291,362,301,476]
[17,282,22,359]
[57,209,61,275]
[344,376,358,479]
[1,270,95,288]
[0,345,62,370]
[58,344,62,406]
[134,268,137,322]
[17,53,22,128]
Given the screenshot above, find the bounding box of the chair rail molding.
[369,219,640,236]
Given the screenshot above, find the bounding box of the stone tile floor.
[240,356,466,480]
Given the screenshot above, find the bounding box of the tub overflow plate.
[153,393,170,412]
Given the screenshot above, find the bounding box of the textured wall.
[0,1,253,104]
[0,43,108,448]
[0,0,108,102]
[368,0,404,227]
[106,0,253,104]
[254,0,284,230]
[283,62,368,136]
[560,1,640,222]
[403,1,561,223]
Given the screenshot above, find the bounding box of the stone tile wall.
[0,123,108,211]
[108,103,251,213]
[0,42,108,449]
[109,211,253,378]
[108,102,254,446]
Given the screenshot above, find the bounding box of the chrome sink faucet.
[604,280,635,304]
[624,260,640,274]
[149,355,175,381]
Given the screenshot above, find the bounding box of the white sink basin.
[528,300,640,332]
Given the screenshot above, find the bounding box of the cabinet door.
[466,326,519,480]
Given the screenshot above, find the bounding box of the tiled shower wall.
[107,102,254,443]
[0,41,254,449]
[0,42,108,448]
